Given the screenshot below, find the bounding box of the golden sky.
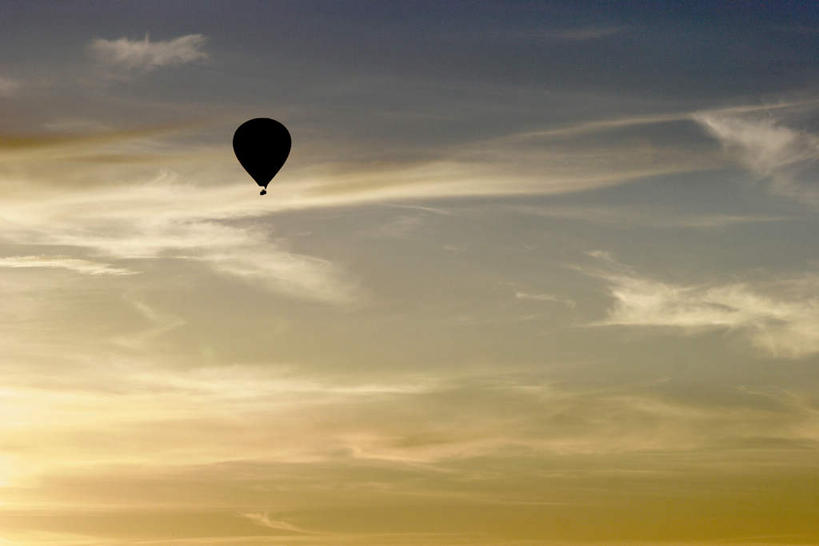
[1,2,819,544]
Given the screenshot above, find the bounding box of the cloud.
[1,99,812,307]
[42,118,111,133]
[0,76,20,97]
[693,109,819,203]
[242,512,314,534]
[89,34,208,71]
[1,350,818,546]
[586,253,819,358]
[288,99,816,208]
[514,291,576,308]
[0,112,722,306]
[490,100,813,144]
[9,100,805,203]
[111,298,186,349]
[506,204,788,229]
[202,247,358,305]
[0,170,360,304]
[0,122,197,168]
[0,255,135,276]
[539,26,628,41]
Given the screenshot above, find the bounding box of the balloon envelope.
[233,118,291,194]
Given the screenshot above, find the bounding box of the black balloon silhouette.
[233,118,291,195]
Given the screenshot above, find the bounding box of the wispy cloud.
[693,109,819,203]
[242,512,315,534]
[492,99,815,144]
[9,101,805,203]
[201,244,359,305]
[0,255,134,276]
[42,118,111,134]
[89,34,208,72]
[507,204,788,229]
[111,297,186,349]
[0,170,360,304]
[586,253,819,358]
[0,76,21,97]
[515,291,576,308]
[1,100,813,305]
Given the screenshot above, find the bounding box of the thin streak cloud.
[515,291,576,308]
[0,255,135,276]
[489,100,818,144]
[539,26,627,41]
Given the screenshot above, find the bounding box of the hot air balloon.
[233,118,291,195]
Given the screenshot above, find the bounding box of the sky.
[1,1,819,544]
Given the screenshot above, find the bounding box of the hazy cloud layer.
[0,75,21,97]
[0,363,817,543]
[540,26,627,41]
[2,363,816,472]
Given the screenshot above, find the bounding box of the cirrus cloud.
[89,33,208,72]
[586,252,819,359]
[0,255,135,276]
[693,109,819,204]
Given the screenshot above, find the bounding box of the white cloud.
[0,255,134,276]
[89,34,208,71]
[693,110,819,203]
[694,113,814,175]
[587,255,819,359]
[0,172,360,304]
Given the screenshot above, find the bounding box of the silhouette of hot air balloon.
[233,118,291,195]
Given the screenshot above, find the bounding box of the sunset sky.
[1,1,819,544]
